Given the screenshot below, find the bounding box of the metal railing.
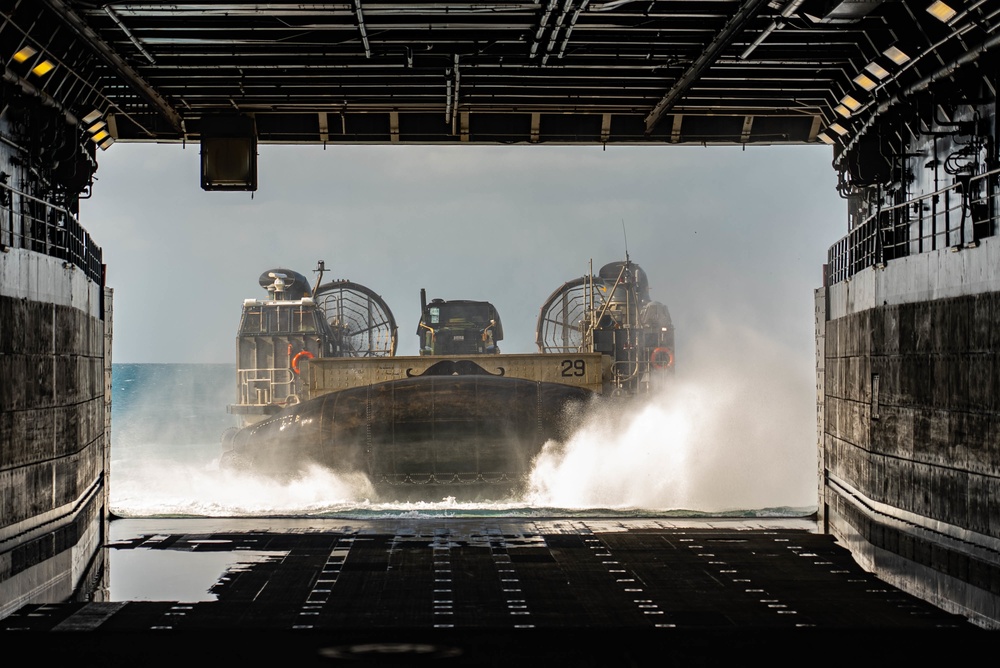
[610,359,674,395]
[237,367,296,407]
[0,181,103,285]
[827,168,999,285]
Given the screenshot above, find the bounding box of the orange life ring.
[291,350,314,375]
[650,347,674,370]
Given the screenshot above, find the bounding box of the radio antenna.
[622,220,630,262]
[312,260,327,295]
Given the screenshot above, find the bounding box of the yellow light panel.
[817,133,835,145]
[841,94,862,111]
[31,60,55,76]
[829,123,848,136]
[91,129,109,143]
[865,62,890,80]
[87,121,107,134]
[927,1,957,22]
[835,104,852,118]
[854,73,877,91]
[13,46,37,63]
[884,46,910,65]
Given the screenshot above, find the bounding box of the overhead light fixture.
[31,60,55,76]
[927,1,957,22]
[854,73,877,91]
[200,114,258,192]
[98,137,115,151]
[884,46,911,65]
[829,123,848,136]
[13,46,37,63]
[91,129,109,143]
[865,62,890,80]
[840,94,862,111]
[817,133,835,145]
[835,104,852,118]
[82,110,103,124]
[87,120,107,134]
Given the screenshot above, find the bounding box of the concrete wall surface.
[0,96,108,616]
[0,249,109,617]
[819,240,1000,626]
[828,237,1000,320]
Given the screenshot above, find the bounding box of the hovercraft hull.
[224,374,592,499]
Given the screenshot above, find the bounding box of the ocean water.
[110,363,816,519]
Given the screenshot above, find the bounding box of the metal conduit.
[2,66,79,126]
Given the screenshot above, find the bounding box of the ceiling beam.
[40,0,183,134]
[644,0,770,135]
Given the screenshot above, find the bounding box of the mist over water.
[526,317,817,511]
[113,458,377,516]
[111,325,817,518]
[112,364,379,517]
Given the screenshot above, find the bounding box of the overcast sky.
[82,142,844,366]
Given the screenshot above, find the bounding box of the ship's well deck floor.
[3,517,990,664]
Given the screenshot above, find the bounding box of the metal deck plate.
[2,518,989,664]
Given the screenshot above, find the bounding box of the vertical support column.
[670,115,683,143]
[389,111,400,143]
[99,286,113,600]
[814,286,827,531]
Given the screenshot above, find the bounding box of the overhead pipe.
[740,0,805,60]
[445,77,453,123]
[591,0,639,10]
[942,0,994,28]
[530,0,558,58]
[451,54,461,135]
[644,0,771,134]
[3,67,78,126]
[542,0,575,65]
[104,6,156,64]
[557,0,590,59]
[353,0,372,59]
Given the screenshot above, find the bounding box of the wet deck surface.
[2,518,990,664]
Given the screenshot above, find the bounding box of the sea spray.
[111,457,377,516]
[525,317,818,512]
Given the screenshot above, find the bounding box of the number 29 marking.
[560,359,586,377]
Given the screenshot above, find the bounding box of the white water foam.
[111,457,375,516]
[525,318,818,512]
[111,454,537,516]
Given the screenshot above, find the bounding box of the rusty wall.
[820,265,1000,626]
[0,95,107,618]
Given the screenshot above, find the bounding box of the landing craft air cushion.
[221,260,674,498]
